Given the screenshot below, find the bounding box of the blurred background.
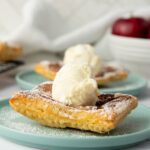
[0,0,150,52]
[0,0,150,78]
[0,0,150,35]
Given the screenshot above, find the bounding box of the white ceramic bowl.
[111,49,150,62]
[109,44,150,54]
[110,34,150,48]
[109,34,150,78]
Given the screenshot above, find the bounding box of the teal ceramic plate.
[16,70,147,96]
[0,99,150,150]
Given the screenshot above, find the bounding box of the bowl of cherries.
[109,16,150,78]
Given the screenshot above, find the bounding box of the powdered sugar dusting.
[13,82,99,112]
[40,60,51,66]
[12,82,137,121]
[102,99,130,118]
[103,72,117,78]
[0,102,145,138]
[0,105,100,137]
[40,60,62,69]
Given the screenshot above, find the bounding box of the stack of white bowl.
[109,34,150,78]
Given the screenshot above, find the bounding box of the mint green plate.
[16,70,147,96]
[0,99,150,150]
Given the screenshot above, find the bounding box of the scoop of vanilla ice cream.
[63,44,102,76]
[52,63,98,106]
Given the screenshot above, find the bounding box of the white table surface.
[0,75,149,150]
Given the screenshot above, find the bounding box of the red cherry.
[112,17,149,38]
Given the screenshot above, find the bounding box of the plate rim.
[0,98,150,148]
[16,70,148,95]
[16,70,38,89]
[16,70,54,89]
[100,73,147,94]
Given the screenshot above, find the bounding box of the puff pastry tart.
[0,42,22,62]
[35,61,128,85]
[10,82,137,134]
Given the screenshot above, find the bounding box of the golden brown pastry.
[35,61,128,85]
[0,42,22,62]
[10,82,137,134]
